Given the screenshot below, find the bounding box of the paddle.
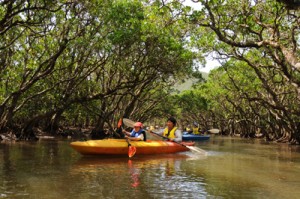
[117,118,136,158]
[123,118,206,154]
[208,129,220,134]
[149,130,206,154]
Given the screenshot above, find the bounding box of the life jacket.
[193,127,199,135]
[130,129,146,141]
[163,127,177,139]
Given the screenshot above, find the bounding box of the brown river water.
[1,135,300,199]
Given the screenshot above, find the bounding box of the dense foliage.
[176,0,300,144]
[0,0,195,139]
[0,0,299,144]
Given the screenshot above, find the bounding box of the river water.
[1,136,300,199]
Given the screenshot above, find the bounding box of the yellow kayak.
[70,139,194,156]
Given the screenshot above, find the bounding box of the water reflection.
[194,137,300,199]
[1,137,300,199]
[71,153,197,181]
[69,154,208,198]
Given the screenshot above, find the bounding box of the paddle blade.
[123,118,135,128]
[117,118,123,128]
[208,128,220,134]
[128,146,136,158]
[187,146,207,155]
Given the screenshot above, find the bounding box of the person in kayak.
[123,122,146,141]
[156,117,182,142]
[192,122,200,135]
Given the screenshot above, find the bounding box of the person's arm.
[150,128,163,135]
[122,129,131,137]
[127,133,144,141]
[173,129,182,142]
[157,128,164,135]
